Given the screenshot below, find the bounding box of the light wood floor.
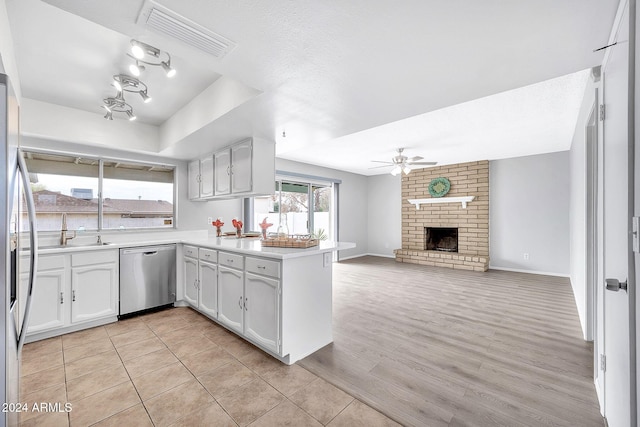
[299,256,604,427]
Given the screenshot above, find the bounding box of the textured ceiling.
[6,0,617,174]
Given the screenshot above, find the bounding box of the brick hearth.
[394,160,489,271]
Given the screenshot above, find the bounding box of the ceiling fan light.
[390,166,402,176]
[402,165,411,175]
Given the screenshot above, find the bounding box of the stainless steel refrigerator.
[1,74,38,427]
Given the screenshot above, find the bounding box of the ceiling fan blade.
[408,156,424,162]
[407,161,438,166]
[368,164,393,169]
[370,160,394,164]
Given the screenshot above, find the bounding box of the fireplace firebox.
[425,227,458,252]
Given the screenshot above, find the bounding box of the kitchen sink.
[39,242,113,250]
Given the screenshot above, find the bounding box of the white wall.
[569,73,598,338]
[367,174,401,257]
[276,158,368,260]
[0,0,21,100]
[489,151,571,275]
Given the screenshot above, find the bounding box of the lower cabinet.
[218,265,244,334]
[244,272,280,354]
[27,250,118,336]
[182,246,218,319]
[184,247,282,356]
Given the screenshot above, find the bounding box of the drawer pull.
[227,259,234,263]
[257,265,266,269]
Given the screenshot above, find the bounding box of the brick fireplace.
[394,160,489,271]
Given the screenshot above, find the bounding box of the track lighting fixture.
[128,39,176,78]
[102,91,136,121]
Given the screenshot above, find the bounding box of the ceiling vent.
[137,0,236,58]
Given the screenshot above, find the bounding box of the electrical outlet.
[323,252,331,267]
[207,217,212,225]
[523,253,529,260]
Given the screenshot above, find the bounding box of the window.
[251,178,334,240]
[25,151,175,232]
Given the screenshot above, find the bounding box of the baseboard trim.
[339,253,395,261]
[489,265,570,278]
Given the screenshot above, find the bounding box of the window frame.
[23,148,178,233]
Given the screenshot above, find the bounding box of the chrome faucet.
[60,213,76,246]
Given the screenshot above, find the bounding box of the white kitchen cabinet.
[70,251,118,323]
[27,250,118,339]
[213,137,275,198]
[198,260,218,319]
[244,272,280,354]
[214,148,231,196]
[188,155,214,200]
[218,264,244,334]
[188,159,200,200]
[183,254,199,307]
[182,246,218,319]
[27,255,66,334]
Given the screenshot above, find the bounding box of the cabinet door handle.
[227,165,230,176]
[72,290,76,302]
[230,164,234,175]
[238,296,243,309]
[60,292,64,304]
[244,297,248,311]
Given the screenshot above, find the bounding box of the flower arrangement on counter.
[258,217,273,240]
[212,218,224,237]
[232,218,243,238]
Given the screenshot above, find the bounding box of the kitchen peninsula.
[31,231,355,365]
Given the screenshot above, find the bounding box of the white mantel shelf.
[408,196,476,209]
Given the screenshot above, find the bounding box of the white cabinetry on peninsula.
[188,137,275,200]
[183,245,218,319]
[177,239,353,364]
[27,249,118,339]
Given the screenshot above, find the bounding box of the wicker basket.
[261,237,319,248]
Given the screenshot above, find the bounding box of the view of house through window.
[24,151,175,232]
[252,179,333,239]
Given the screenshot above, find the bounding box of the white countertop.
[37,230,355,260]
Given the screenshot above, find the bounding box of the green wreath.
[428,177,450,197]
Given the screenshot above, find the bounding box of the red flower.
[232,219,243,229]
[212,219,224,227]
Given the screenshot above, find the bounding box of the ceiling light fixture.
[128,39,176,78]
[112,74,152,103]
[101,92,136,121]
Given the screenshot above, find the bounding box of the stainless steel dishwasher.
[119,244,176,316]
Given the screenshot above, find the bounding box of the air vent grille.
[140,3,236,58]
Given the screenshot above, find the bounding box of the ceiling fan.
[370,148,437,175]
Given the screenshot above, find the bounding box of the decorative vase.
[216,227,222,237]
[236,228,242,238]
[261,229,268,240]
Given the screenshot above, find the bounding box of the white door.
[183,256,199,307]
[217,266,243,334]
[70,263,118,323]
[200,155,214,198]
[244,272,280,354]
[214,149,231,196]
[231,140,252,193]
[601,3,633,425]
[188,159,200,200]
[27,268,66,333]
[198,260,218,318]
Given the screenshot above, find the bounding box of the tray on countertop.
[261,237,319,248]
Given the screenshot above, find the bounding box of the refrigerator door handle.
[16,149,38,354]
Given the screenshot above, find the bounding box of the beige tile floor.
[19,307,400,427]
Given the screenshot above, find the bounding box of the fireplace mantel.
[408,196,475,210]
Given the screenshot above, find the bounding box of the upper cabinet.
[188,155,214,200]
[190,137,275,201]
